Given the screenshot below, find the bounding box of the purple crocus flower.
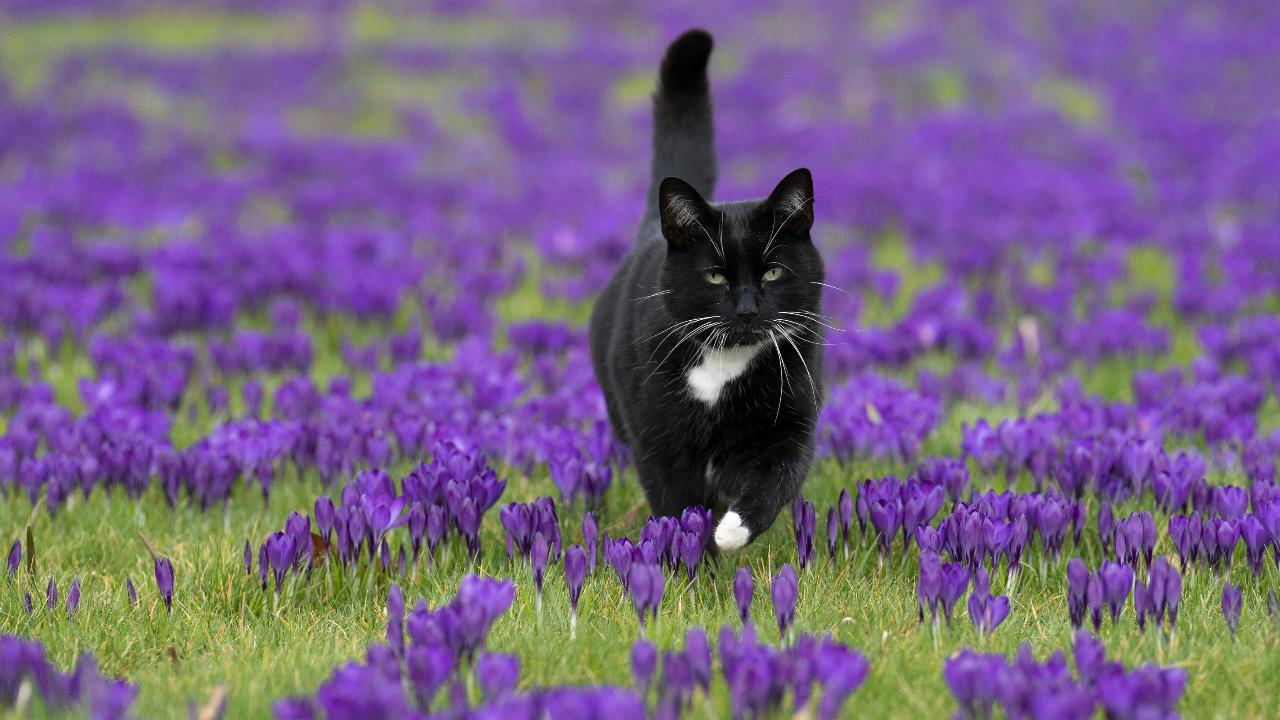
[272,699,317,720]
[258,544,269,591]
[826,507,839,560]
[532,532,550,602]
[734,566,753,625]
[127,577,137,607]
[564,544,587,619]
[678,530,703,582]
[916,525,941,553]
[771,564,799,638]
[243,540,252,576]
[1087,572,1104,633]
[838,488,854,554]
[582,511,599,572]
[869,498,902,554]
[387,583,405,658]
[406,643,454,709]
[407,502,426,562]
[1222,582,1243,638]
[476,653,520,700]
[1166,565,1183,632]
[1066,558,1089,629]
[6,538,18,580]
[46,577,57,609]
[631,639,657,695]
[314,497,336,550]
[66,578,80,618]
[1098,503,1114,556]
[1139,512,1157,568]
[967,568,1010,638]
[627,563,664,626]
[792,498,816,569]
[943,648,1002,718]
[1073,630,1106,686]
[1098,664,1187,719]
[940,563,969,626]
[449,575,516,660]
[23,591,32,615]
[685,627,712,691]
[1099,561,1133,623]
[426,504,447,562]
[1216,518,1240,573]
[500,503,532,560]
[1240,515,1269,577]
[379,539,392,571]
[606,537,635,590]
[659,649,694,712]
[266,533,294,594]
[1133,578,1151,631]
[918,550,942,624]
[155,556,175,614]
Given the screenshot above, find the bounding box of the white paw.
[714,511,750,551]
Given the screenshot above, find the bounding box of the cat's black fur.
[589,29,826,550]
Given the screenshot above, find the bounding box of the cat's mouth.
[721,322,771,347]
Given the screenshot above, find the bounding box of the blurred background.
[3,1,1278,363]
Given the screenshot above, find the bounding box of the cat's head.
[658,168,824,348]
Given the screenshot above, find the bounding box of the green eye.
[703,271,727,286]
[763,267,784,282]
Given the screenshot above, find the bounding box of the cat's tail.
[641,29,716,236]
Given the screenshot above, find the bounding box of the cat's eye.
[703,271,727,286]
[762,267,784,282]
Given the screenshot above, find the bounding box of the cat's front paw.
[714,510,751,551]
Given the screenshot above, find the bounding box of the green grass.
[6,433,1280,718]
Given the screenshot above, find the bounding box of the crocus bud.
[66,578,80,618]
[387,583,405,658]
[582,511,599,572]
[631,640,657,695]
[155,557,175,614]
[1222,582,1243,639]
[7,538,19,580]
[532,532,549,599]
[564,545,587,615]
[771,564,799,637]
[476,653,519,700]
[734,566,753,625]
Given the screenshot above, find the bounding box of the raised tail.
[641,29,717,235]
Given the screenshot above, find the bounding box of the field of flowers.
[3,1,1280,718]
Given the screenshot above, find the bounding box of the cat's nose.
[734,293,758,321]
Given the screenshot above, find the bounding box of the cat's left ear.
[766,168,814,235]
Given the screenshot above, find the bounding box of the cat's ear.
[659,177,712,248]
[766,168,814,235]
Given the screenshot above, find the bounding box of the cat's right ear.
[659,177,712,248]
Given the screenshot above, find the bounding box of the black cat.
[589,29,826,551]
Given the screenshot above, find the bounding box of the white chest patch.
[686,341,767,405]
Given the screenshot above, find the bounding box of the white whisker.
[779,329,819,401]
[644,319,721,385]
[778,310,844,333]
[639,315,716,344]
[630,289,673,302]
[766,328,790,424]
[811,281,853,296]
